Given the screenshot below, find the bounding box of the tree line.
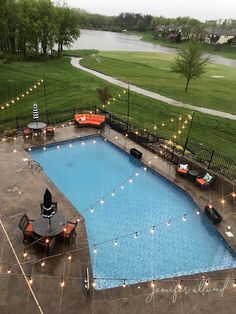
[75,9,236,34]
[0,0,80,58]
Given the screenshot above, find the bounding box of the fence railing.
[0,106,235,180]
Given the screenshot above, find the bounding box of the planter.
[204,205,222,225]
[130,148,142,160]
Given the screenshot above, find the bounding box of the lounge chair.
[176,162,190,176]
[18,214,34,243]
[196,172,214,188]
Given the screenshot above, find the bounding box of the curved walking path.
[70,57,236,121]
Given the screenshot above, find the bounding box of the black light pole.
[126,84,130,132]
[183,110,195,155]
[43,75,49,124]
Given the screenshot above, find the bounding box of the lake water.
[70,29,236,68]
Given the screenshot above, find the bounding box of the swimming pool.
[29,136,236,289]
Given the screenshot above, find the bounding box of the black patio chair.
[18,214,35,243]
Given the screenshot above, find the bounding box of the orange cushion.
[197,178,206,185]
[63,224,74,237]
[25,223,33,234]
[177,168,188,174]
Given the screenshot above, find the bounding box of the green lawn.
[141,33,236,60]
[80,51,236,115]
[0,56,236,159]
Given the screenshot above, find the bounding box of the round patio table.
[27,122,46,131]
[32,212,66,237]
[188,169,200,182]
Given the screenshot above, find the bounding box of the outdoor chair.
[176,161,190,177]
[36,236,56,256]
[60,221,78,244]
[46,125,55,137]
[196,172,214,188]
[18,214,34,243]
[23,127,33,139]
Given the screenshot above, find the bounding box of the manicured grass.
[0,56,236,159]
[80,51,236,114]
[141,33,236,60]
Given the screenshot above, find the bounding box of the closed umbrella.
[42,188,55,222]
[33,103,39,126]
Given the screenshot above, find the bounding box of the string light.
[134,232,138,239]
[167,220,171,226]
[111,190,115,197]
[92,280,96,288]
[114,238,118,246]
[100,197,105,205]
[60,278,65,288]
[151,280,155,288]
[150,226,155,234]
[122,279,126,288]
[178,280,183,289]
[28,276,33,285]
[41,261,45,267]
[182,214,187,221]
[90,207,94,213]
[129,177,133,183]
[93,245,97,254]
[0,79,43,110]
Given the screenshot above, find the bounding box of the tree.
[96,87,111,106]
[171,40,211,93]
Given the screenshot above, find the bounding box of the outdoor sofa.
[74,113,105,128]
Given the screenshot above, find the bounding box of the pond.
[69,29,236,68]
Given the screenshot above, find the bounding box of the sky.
[64,0,236,21]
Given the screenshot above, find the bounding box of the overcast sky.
[63,0,236,21]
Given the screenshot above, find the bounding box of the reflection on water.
[69,29,236,68]
[70,29,175,53]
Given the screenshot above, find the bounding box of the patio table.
[32,212,66,237]
[27,122,46,135]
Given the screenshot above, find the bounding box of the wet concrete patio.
[0,125,236,314]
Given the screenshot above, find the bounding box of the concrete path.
[70,57,236,121]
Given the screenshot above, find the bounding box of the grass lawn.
[0,56,236,159]
[79,51,236,115]
[141,33,236,60]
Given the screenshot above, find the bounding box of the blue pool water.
[29,136,236,289]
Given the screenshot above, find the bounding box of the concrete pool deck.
[0,125,236,314]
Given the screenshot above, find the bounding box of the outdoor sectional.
[74,113,105,128]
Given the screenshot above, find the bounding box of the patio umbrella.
[42,188,55,220]
[33,103,39,123]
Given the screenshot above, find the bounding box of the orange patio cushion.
[196,178,206,185]
[25,223,33,234]
[177,168,188,174]
[63,224,75,237]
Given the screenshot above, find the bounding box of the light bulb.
[111,190,115,197]
[90,207,94,213]
[151,280,155,288]
[129,178,133,183]
[92,281,96,288]
[100,198,104,204]
[93,245,97,254]
[123,280,126,288]
[182,214,187,221]
[134,232,138,239]
[28,277,33,285]
[167,220,171,226]
[60,279,65,288]
[114,238,118,246]
[41,261,45,267]
[150,226,155,234]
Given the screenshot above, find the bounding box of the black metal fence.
[0,107,235,180]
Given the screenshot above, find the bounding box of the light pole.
[126,84,130,132]
[183,110,195,155]
[43,75,49,124]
